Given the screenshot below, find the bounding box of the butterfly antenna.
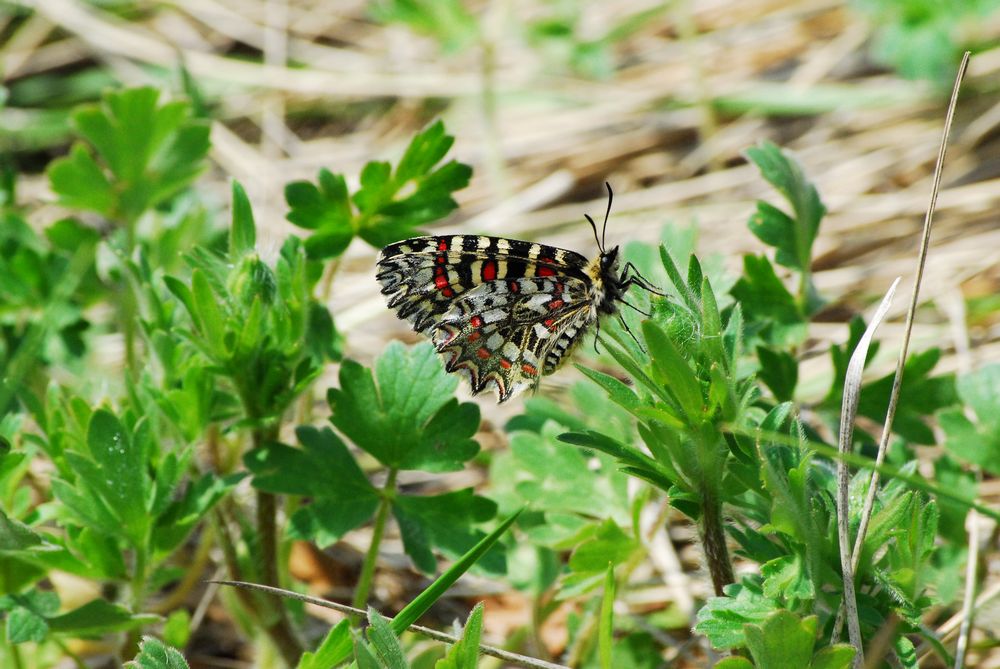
[585,213,603,253]
[602,182,613,251]
[593,319,603,355]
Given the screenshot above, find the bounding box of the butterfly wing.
[432,276,595,401]
[377,235,597,401]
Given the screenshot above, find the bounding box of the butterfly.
[375,184,661,402]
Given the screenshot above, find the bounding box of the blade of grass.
[834,276,900,664]
[851,52,971,577]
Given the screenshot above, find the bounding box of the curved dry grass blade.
[836,276,901,665]
[850,52,972,578]
[210,580,570,669]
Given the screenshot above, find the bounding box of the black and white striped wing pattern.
[376,235,604,402]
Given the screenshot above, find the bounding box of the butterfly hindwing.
[377,234,609,402]
[430,276,594,401]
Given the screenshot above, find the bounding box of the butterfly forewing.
[377,234,612,402]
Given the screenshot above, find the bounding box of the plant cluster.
[1,82,996,669]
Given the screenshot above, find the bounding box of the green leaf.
[245,426,379,547]
[366,608,408,669]
[436,602,483,669]
[731,254,806,346]
[86,411,150,539]
[353,122,472,247]
[509,425,632,524]
[810,645,856,669]
[7,605,49,643]
[152,472,243,557]
[46,144,115,216]
[760,555,813,601]
[393,488,501,575]
[568,519,640,574]
[743,610,816,669]
[391,508,521,634]
[694,579,778,650]
[229,180,256,257]
[857,348,957,444]
[126,635,190,669]
[48,599,159,636]
[745,141,825,271]
[285,168,354,259]
[642,320,702,421]
[756,346,798,402]
[328,342,480,472]
[190,269,228,357]
[713,659,755,669]
[297,620,352,669]
[48,86,210,223]
[941,364,1000,473]
[0,510,54,553]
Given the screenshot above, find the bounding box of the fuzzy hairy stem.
[699,486,734,596]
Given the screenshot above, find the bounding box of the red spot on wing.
[482,260,497,281]
[477,347,491,359]
[436,254,446,264]
[441,287,455,298]
[538,266,556,277]
[508,281,520,293]
[470,315,483,328]
[521,363,538,376]
[468,331,481,342]
[437,239,448,251]
[434,274,449,290]
[540,257,555,263]
[544,318,555,330]
[500,358,512,369]
[548,299,564,310]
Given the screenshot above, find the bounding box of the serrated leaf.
[47,144,115,216]
[48,86,209,223]
[328,342,480,472]
[126,636,190,669]
[743,610,816,669]
[730,255,805,346]
[694,579,778,650]
[7,606,49,643]
[245,426,379,547]
[285,168,353,259]
[745,141,825,271]
[393,488,501,575]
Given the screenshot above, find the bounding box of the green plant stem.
[122,542,149,660]
[352,467,398,612]
[253,424,303,666]
[699,485,734,597]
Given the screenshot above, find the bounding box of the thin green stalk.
[352,468,398,612]
[252,423,303,665]
[122,539,149,660]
